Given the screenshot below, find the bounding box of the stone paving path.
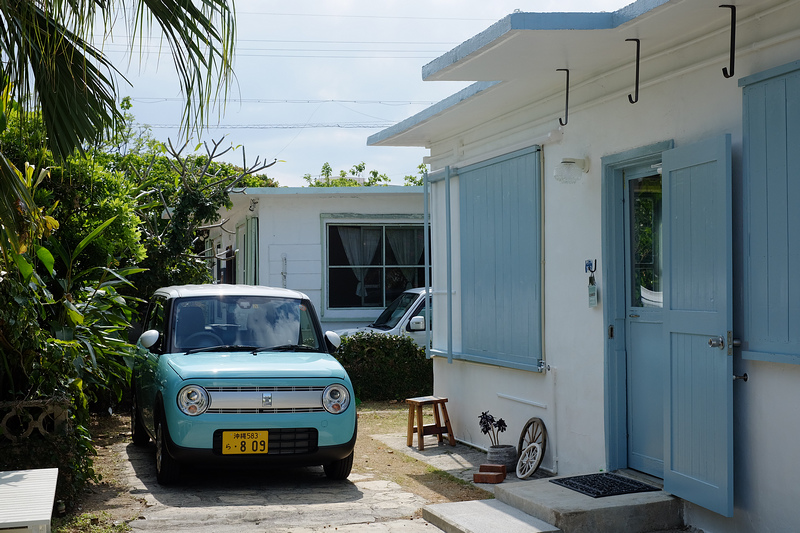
[115,439,440,532]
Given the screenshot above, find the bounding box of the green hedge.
[335,332,432,401]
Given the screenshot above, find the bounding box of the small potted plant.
[479,411,517,472]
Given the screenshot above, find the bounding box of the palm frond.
[0,1,123,159]
[0,0,236,156]
[0,0,235,251]
[131,0,236,135]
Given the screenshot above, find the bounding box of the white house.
[205,186,427,330]
[369,0,800,531]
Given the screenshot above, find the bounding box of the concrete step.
[494,476,683,533]
[423,499,562,533]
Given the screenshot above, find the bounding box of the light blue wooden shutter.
[662,135,733,517]
[459,146,542,370]
[740,62,800,364]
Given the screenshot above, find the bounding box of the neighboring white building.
[205,186,427,330]
[369,0,800,531]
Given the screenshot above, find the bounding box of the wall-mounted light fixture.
[554,157,590,183]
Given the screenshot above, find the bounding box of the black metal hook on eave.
[557,68,569,126]
[626,38,640,104]
[720,4,736,78]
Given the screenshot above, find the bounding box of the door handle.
[708,336,725,349]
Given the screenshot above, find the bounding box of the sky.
[102,1,624,187]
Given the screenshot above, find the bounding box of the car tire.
[323,451,354,480]
[130,390,150,446]
[156,420,181,485]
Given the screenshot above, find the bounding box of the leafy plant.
[110,133,277,299]
[303,161,390,187]
[1,213,141,506]
[39,217,144,407]
[478,411,507,447]
[335,332,432,401]
[0,0,237,275]
[403,164,427,186]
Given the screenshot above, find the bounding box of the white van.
[334,288,430,348]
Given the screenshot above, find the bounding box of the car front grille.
[205,386,325,412]
[213,428,319,455]
[206,407,324,414]
[205,386,325,393]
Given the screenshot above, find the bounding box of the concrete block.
[423,499,561,533]
[473,472,505,484]
[480,464,507,476]
[495,477,683,533]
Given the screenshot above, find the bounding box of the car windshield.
[370,291,420,329]
[172,295,321,352]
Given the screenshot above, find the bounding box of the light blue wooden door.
[661,135,733,517]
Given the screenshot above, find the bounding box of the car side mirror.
[138,329,161,349]
[325,331,342,353]
[408,316,425,331]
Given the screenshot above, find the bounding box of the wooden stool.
[406,396,455,451]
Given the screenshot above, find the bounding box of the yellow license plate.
[222,430,269,455]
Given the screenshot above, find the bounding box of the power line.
[235,12,497,22]
[100,35,458,46]
[104,49,439,60]
[111,8,497,22]
[138,122,393,130]
[102,43,446,53]
[104,48,442,59]
[237,38,458,45]
[128,98,436,105]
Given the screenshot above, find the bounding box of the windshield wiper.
[253,344,319,354]
[367,323,392,330]
[185,345,261,354]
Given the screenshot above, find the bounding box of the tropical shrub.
[1,213,141,507]
[335,332,432,401]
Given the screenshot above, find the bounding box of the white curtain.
[339,227,381,299]
[387,228,424,288]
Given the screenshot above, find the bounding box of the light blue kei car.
[131,284,356,484]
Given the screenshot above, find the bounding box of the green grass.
[53,512,131,533]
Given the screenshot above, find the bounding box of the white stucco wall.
[207,188,424,331]
[424,21,800,533]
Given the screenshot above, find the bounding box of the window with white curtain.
[327,224,427,309]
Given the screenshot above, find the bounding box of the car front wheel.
[323,451,354,480]
[156,420,181,485]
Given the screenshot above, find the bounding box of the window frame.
[321,215,427,319]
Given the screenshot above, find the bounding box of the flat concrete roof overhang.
[369,0,797,148]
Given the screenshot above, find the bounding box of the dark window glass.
[327,224,428,309]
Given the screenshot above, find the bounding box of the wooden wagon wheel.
[516,443,543,479]
[517,417,547,460]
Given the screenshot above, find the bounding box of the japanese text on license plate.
[222,430,269,455]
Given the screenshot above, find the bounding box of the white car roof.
[154,284,309,300]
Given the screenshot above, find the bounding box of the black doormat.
[550,473,660,498]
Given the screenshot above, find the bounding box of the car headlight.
[322,384,350,414]
[177,385,209,416]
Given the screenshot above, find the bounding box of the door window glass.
[629,175,663,307]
